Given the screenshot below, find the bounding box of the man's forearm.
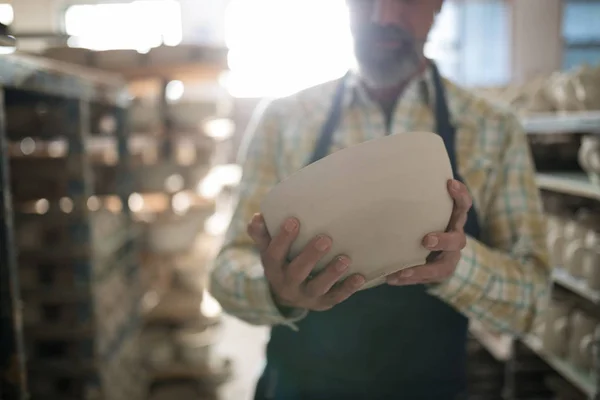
[209,247,308,329]
[428,236,551,335]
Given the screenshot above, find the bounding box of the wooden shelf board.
[553,268,600,304]
[119,63,227,82]
[522,111,600,134]
[536,172,600,201]
[521,335,597,398]
[469,320,513,361]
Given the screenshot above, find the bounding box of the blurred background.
[0,0,599,400]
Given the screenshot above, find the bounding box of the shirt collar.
[343,64,437,109]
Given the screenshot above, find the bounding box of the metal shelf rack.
[0,53,145,400]
[469,111,600,400]
[522,111,600,135]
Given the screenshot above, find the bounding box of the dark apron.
[255,64,482,400]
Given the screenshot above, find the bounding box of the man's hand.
[386,179,472,286]
[247,214,366,311]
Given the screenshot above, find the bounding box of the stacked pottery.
[474,63,600,114]
[546,70,585,113]
[140,328,176,369]
[583,229,600,291]
[175,324,219,366]
[562,210,600,278]
[542,300,573,356]
[578,135,600,186]
[546,214,569,267]
[129,97,161,133]
[563,218,589,279]
[570,64,600,111]
[567,310,598,373]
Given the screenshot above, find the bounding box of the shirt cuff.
[427,236,494,307]
[255,276,308,331]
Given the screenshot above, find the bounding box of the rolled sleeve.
[429,114,551,335]
[209,99,309,329]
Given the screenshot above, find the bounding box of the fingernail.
[284,218,298,232]
[399,269,414,278]
[387,278,399,285]
[353,275,365,287]
[335,257,350,272]
[451,180,460,191]
[315,235,332,251]
[424,235,439,249]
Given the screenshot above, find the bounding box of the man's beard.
[352,26,425,89]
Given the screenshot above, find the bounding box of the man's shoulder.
[445,79,519,127]
[263,78,342,117]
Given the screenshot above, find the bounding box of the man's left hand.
[386,179,472,286]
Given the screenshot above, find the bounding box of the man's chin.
[356,62,420,90]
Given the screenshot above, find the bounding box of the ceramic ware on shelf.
[144,207,213,254]
[571,65,600,111]
[547,70,585,112]
[579,135,600,185]
[261,132,454,290]
[546,215,568,267]
[562,218,589,277]
[542,300,573,357]
[140,329,176,368]
[567,310,597,372]
[563,238,587,279]
[475,63,600,114]
[584,229,600,290]
[175,325,219,365]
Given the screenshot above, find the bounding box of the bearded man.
[210,1,551,399]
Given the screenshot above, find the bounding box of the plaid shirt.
[210,66,551,334]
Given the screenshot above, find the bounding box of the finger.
[303,256,351,298]
[447,179,472,230]
[247,213,271,252]
[316,274,365,310]
[422,231,467,252]
[285,235,332,287]
[386,253,458,286]
[264,217,299,267]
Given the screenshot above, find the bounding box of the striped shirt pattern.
[210,66,551,334]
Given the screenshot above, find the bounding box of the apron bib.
[255,63,481,400]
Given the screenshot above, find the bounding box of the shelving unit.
[100,56,237,397]
[0,53,145,400]
[522,335,597,398]
[522,111,600,135]
[469,321,513,362]
[536,173,600,202]
[553,268,600,305]
[476,111,600,400]
[0,62,28,400]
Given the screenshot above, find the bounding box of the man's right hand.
[247,213,365,312]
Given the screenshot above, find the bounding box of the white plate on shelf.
[261,131,454,290]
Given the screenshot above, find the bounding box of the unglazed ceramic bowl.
[261,132,454,289]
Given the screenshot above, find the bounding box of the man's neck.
[362,59,429,120]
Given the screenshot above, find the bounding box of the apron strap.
[308,63,456,168]
[430,63,459,176]
[430,63,483,241]
[308,71,350,165]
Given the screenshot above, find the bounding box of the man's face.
[346,0,443,89]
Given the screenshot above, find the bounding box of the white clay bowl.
[261,131,453,290]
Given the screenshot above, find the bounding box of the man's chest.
[276,104,501,223]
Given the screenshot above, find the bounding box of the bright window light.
[425,2,460,60]
[223,0,464,98]
[224,0,355,98]
[0,4,13,26]
[64,1,182,51]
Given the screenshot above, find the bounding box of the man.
[210,0,551,398]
